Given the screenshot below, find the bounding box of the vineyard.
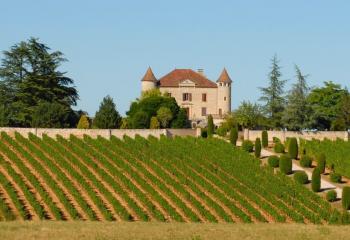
[0,132,346,223]
[301,139,350,178]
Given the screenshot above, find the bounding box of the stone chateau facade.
[141,67,232,125]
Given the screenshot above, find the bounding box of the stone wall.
[0,128,198,139]
[243,129,349,142]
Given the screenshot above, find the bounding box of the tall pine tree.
[93,95,121,129]
[259,55,286,129]
[282,65,311,130]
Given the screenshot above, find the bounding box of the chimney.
[197,68,205,76]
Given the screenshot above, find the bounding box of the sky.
[1,0,349,116]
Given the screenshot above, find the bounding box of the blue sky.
[1,0,349,116]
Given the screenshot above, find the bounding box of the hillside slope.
[0,132,346,223]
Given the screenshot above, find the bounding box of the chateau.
[141,67,232,125]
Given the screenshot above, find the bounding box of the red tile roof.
[159,69,217,88]
[217,68,232,83]
[141,67,157,82]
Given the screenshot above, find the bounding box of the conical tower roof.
[217,68,232,83]
[141,67,157,82]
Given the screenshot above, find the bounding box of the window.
[182,93,192,101]
[219,108,222,116]
[202,93,207,102]
[166,92,172,97]
[201,107,207,116]
[224,97,226,101]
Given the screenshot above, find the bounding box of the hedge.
[288,138,298,159]
[262,130,268,148]
[311,168,321,192]
[293,171,308,184]
[230,128,238,146]
[300,155,312,168]
[317,153,326,174]
[279,154,292,175]
[255,138,261,158]
[274,142,285,153]
[342,187,350,210]
[326,190,337,202]
[242,140,254,153]
[268,156,279,168]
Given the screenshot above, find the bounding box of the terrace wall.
[0,128,198,139]
[243,129,349,142]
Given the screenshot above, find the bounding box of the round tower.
[216,68,232,116]
[141,67,157,92]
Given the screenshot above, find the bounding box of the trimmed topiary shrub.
[279,154,292,175]
[294,171,308,184]
[274,142,285,153]
[242,140,254,153]
[317,153,326,174]
[330,172,342,183]
[326,190,337,202]
[342,187,350,210]
[273,137,281,143]
[207,115,214,137]
[262,130,268,148]
[255,138,261,158]
[288,138,298,159]
[311,168,321,192]
[230,128,238,146]
[268,156,279,168]
[300,155,313,168]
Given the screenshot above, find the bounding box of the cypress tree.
[255,138,262,158]
[342,187,350,210]
[317,153,326,174]
[77,115,90,129]
[207,115,214,137]
[229,127,238,146]
[262,130,268,148]
[288,138,298,159]
[311,168,321,192]
[279,154,292,175]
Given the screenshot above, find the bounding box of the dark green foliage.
[234,101,264,129]
[317,153,326,174]
[200,128,208,138]
[268,155,279,168]
[254,138,261,158]
[229,128,238,146]
[342,187,350,210]
[274,142,285,153]
[216,127,228,137]
[326,190,337,202]
[93,96,121,129]
[293,171,308,184]
[0,104,10,127]
[330,172,342,183]
[242,140,254,152]
[0,38,79,127]
[279,154,292,175]
[31,102,74,128]
[311,168,321,192]
[171,108,190,128]
[262,130,268,148]
[207,115,214,137]
[288,138,298,159]
[300,155,313,168]
[273,137,281,143]
[131,111,149,129]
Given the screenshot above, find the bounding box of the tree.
[235,101,263,129]
[150,116,160,129]
[31,102,73,128]
[279,155,292,175]
[207,115,214,137]
[342,187,350,210]
[288,138,298,159]
[229,127,238,146]
[311,168,321,192]
[132,111,149,129]
[93,95,121,129]
[157,107,173,128]
[0,105,9,127]
[333,94,350,130]
[307,81,348,130]
[0,38,79,127]
[262,130,268,148]
[282,66,311,130]
[259,55,287,129]
[171,108,190,128]
[317,153,326,174]
[255,138,261,158]
[77,115,90,129]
